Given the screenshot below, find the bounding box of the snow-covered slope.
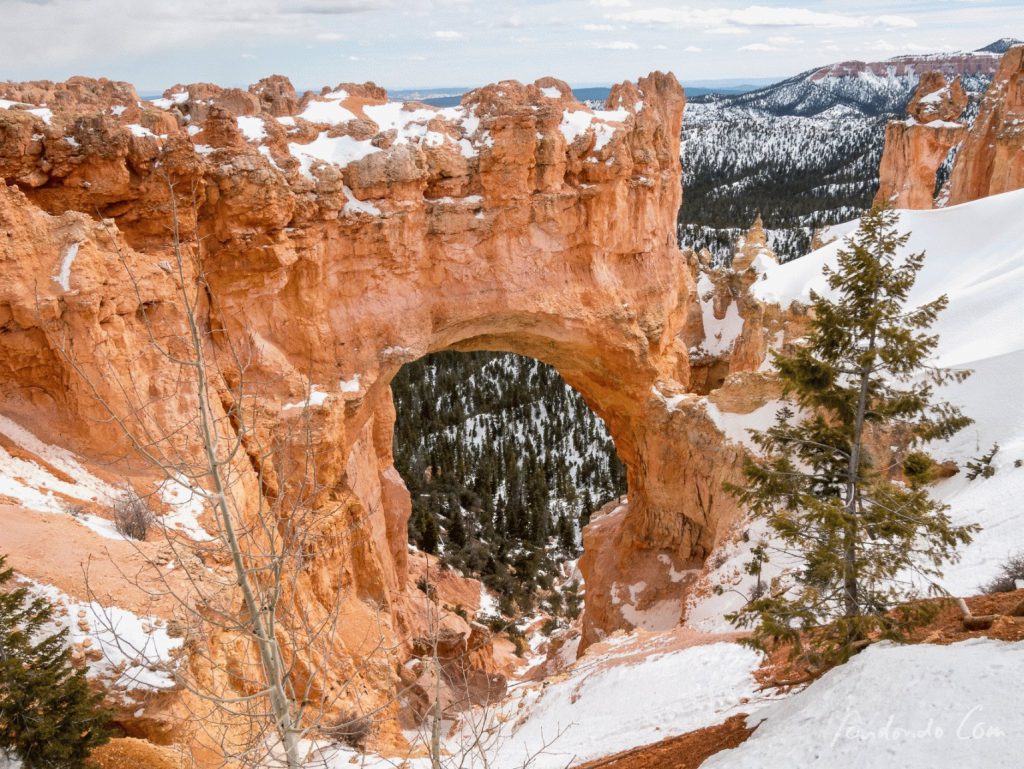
[703,639,1024,769]
[757,187,1024,596]
[489,635,766,768]
[687,188,1024,630]
[308,630,774,769]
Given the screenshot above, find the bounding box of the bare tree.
[44,178,395,769]
[43,175,574,769]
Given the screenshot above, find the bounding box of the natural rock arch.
[186,72,749,645]
[0,70,747,662]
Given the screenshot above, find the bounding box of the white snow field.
[487,637,768,768]
[687,187,1024,629]
[0,413,213,542]
[703,639,1024,769]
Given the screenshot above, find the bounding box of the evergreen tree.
[0,556,112,768]
[579,491,594,530]
[728,207,977,664]
[563,580,583,621]
[446,503,468,549]
[556,514,577,556]
[417,511,440,555]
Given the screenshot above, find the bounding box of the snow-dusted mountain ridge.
[680,40,1017,262]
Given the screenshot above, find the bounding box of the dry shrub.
[323,710,373,750]
[112,488,153,540]
[983,552,1024,594]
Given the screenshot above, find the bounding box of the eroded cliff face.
[947,45,1024,205]
[875,45,1024,209]
[0,71,780,757]
[874,72,968,209]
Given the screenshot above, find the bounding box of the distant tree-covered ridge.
[392,352,626,617]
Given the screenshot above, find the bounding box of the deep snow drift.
[703,639,1024,769]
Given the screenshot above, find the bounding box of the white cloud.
[591,0,631,6]
[315,32,346,41]
[739,43,781,51]
[583,23,615,31]
[595,40,639,49]
[875,15,918,29]
[704,27,751,36]
[610,6,917,32]
[767,35,799,46]
[433,30,463,39]
[0,0,394,69]
[684,45,703,52]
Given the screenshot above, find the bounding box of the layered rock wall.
[0,70,771,754]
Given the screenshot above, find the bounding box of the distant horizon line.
[131,75,784,100]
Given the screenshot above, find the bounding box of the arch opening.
[390,349,627,625]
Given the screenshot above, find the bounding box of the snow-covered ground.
[306,631,772,769]
[0,414,213,542]
[703,639,1024,769]
[0,414,127,539]
[687,188,1024,629]
[487,635,768,768]
[27,580,183,696]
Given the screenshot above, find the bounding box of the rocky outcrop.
[875,46,1024,210]
[0,71,799,761]
[947,45,1024,205]
[874,72,968,209]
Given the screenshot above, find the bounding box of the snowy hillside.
[679,42,1012,262]
[392,351,624,617]
[703,638,1024,769]
[722,50,1003,118]
[681,104,886,261]
[687,187,1024,629]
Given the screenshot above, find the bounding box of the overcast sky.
[1,0,1021,93]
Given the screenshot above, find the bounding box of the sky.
[1,0,1022,93]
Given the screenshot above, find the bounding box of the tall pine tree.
[729,206,977,665]
[0,556,112,768]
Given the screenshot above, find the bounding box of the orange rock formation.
[874,72,968,209]
[875,45,1024,209]
[947,45,1024,205]
[1,71,779,758]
